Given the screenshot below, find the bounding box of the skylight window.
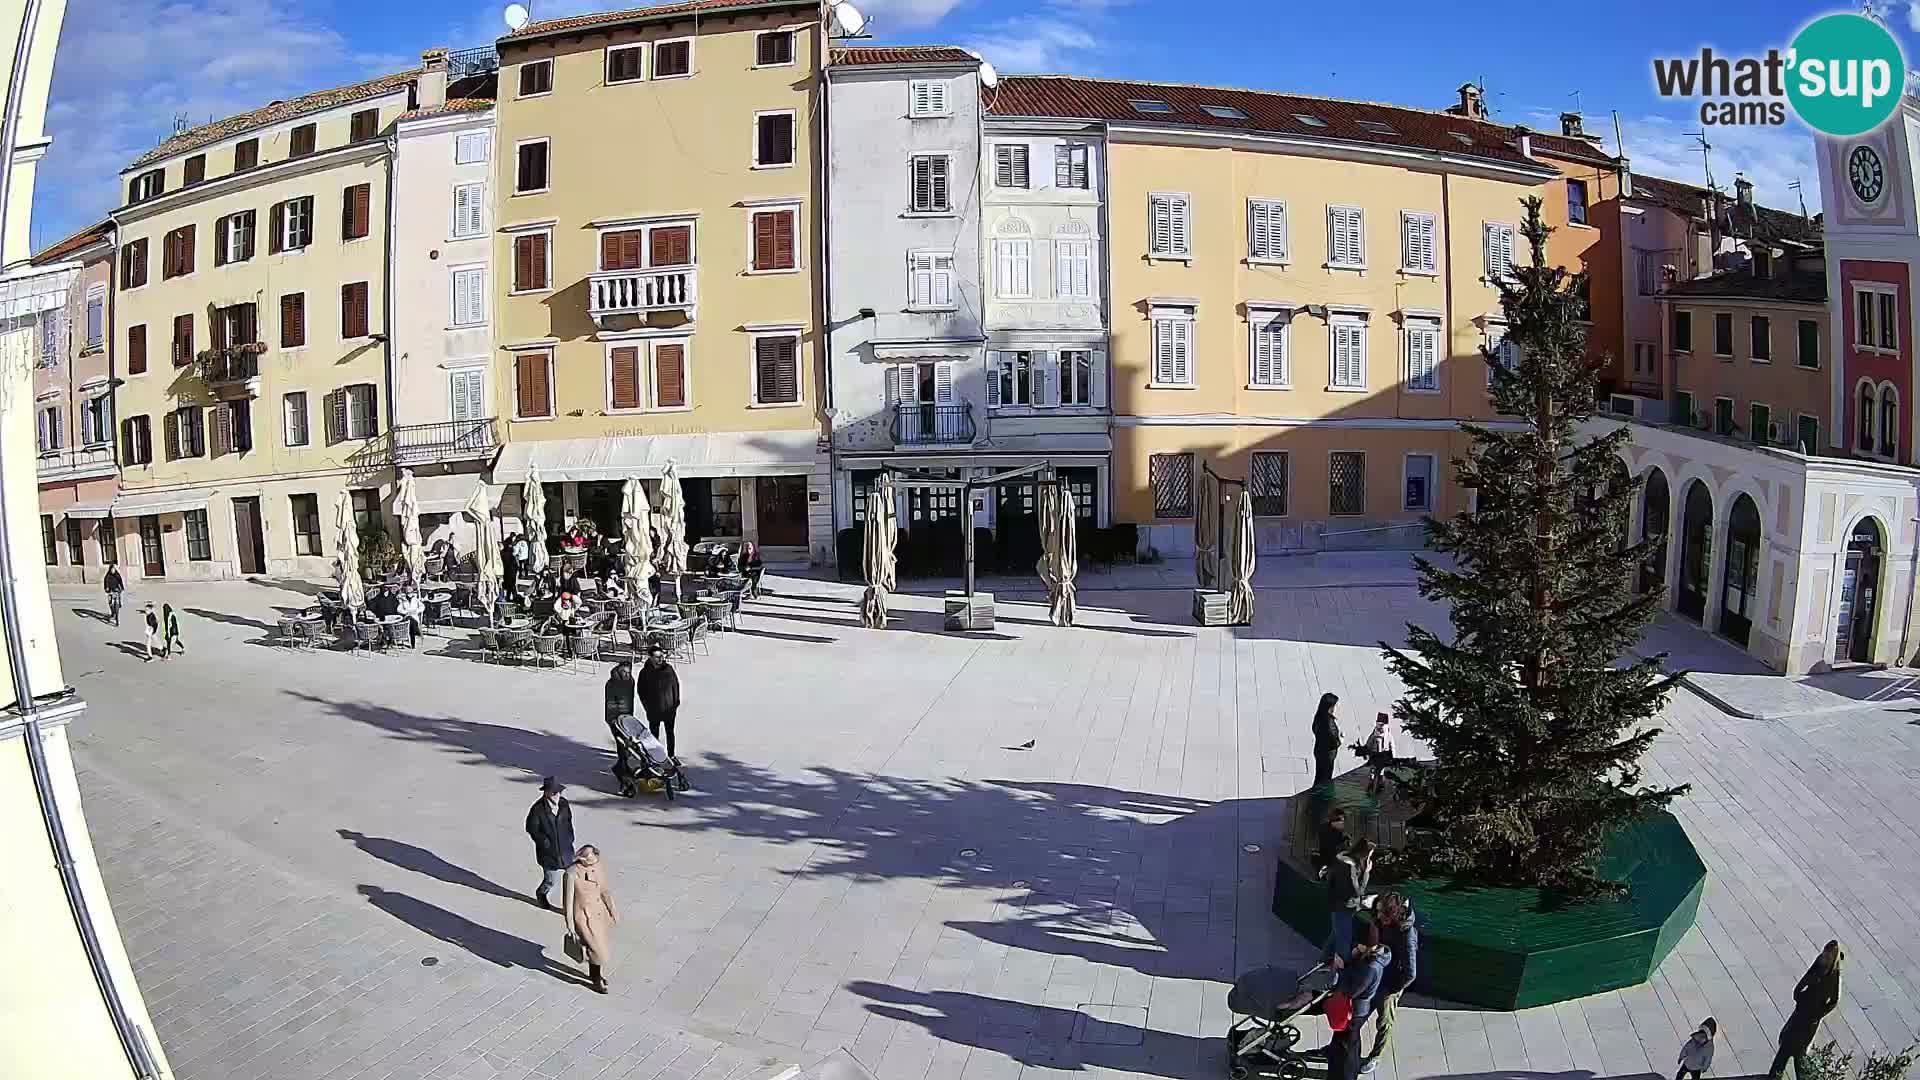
[1293,113,1327,127]
[1356,120,1398,136]
[1129,98,1173,114]
[1449,132,1474,146]
[1202,104,1249,120]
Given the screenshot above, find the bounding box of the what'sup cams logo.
[1653,12,1906,136]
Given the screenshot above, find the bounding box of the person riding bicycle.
[103,564,125,626]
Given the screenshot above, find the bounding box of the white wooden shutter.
[1151,196,1172,255]
[985,352,1001,407]
[934,363,954,403]
[454,184,483,236]
[1333,322,1366,387]
[933,256,952,307]
[1252,315,1283,385]
[1485,223,1514,280]
[1172,320,1192,384]
[1330,207,1364,265]
[1170,197,1190,255]
[997,240,1030,297]
[1406,325,1439,390]
[1090,350,1107,408]
[1249,201,1286,260]
[909,254,932,307]
[1035,352,1057,407]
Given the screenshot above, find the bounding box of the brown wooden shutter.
[184,154,205,184]
[756,336,798,403]
[269,203,284,254]
[655,344,686,407]
[162,409,179,460]
[650,225,690,267]
[239,303,257,346]
[342,283,368,338]
[172,314,192,367]
[610,347,640,410]
[281,293,305,348]
[180,224,195,275]
[325,389,346,444]
[771,211,794,269]
[213,216,227,267]
[210,307,228,350]
[127,325,146,375]
[600,230,642,271]
[752,213,776,271]
[211,403,231,457]
[241,211,255,260]
[514,235,534,289]
[160,230,174,277]
[343,184,370,240]
[516,353,551,418]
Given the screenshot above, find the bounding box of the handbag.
[564,932,584,963]
[1324,990,1353,1031]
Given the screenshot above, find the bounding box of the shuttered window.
[515,352,552,418]
[342,183,371,241]
[518,59,552,96]
[513,233,550,291]
[756,30,793,66]
[1150,193,1190,257]
[454,131,489,164]
[120,239,147,289]
[215,210,255,265]
[753,335,800,405]
[649,225,691,267]
[183,154,205,185]
[176,405,204,457]
[1151,310,1194,386]
[290,123,316,157]
[283,392,309,447]
[127,324,147,375]
[1330,452,1367,516]
[171,314,193,368]
[995,144,1029,188]
[994,239,1031,298]
[609,346,642,410]
[755,112,795,166]
[280,292,306,348]
[1328,206,1365,267]
[599,229,643,271]
[233,138,258,171]
[1055,143,1089,189]
[1055,238,1091,299]
[654,343,687,408]
[341,282,370,339]
[910,155,949,212]
[162,224,195,279]
[606,45,644,83]
[1251,452,1289,516]
[515,140,549,193]
[1248,199,1287,261]
[1483,222,1516,281]
[1404,319,1441,391]
[350,108,379,143]
[452,182,484,237]
[909,251,954,309]
[908,79,947,117]
[1150,453,1194,518]
[751,209,796,271]
[345,384,378,439]
[452,268,485,327]
[269,196,313,252]
[653,40,691,77]
[121,415,151,464]
[1330,317,1367,389]
[1249,310,1290,387]
[1401,211,1437,273]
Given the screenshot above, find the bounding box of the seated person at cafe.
[553,591,582,625]
[366,586,400,620]
[561,525,590,553]
[396,587,425,647]
[561,566,585,597]
[601,574,627,602]
[707,546,735,576]
[740,542,766,595]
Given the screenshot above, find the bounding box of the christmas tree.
[1382,196,1689,897]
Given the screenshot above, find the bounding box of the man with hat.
[524,777,575,910]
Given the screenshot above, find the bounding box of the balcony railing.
[589,266,697,320]
[392,417,499,466]
[891,403,976,446]
[197,346,264,399]
[36,443,116,480]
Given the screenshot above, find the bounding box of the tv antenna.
[1568,89,1582,114]
[1789,178,1809,218]
[172,111,189,135]
[1686,131,1715,191]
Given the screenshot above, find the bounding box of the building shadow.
[184,607,276,632]
[256,577,332,598]
[734,626,838,645]
[356,884,591,986]
[338,829,528,903]
[71,607,114,624]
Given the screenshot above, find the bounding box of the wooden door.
[139,516,165,576]
[233,497,265,575]
[753,476,807,547]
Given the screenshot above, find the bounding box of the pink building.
[27,221,119,584]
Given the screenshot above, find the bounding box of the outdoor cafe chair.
[478,628,502,665]
[498,628,535,666]
[572,631,605,669]
[685,616,710,660]
[531,633,565,671]
[348,621,382,656]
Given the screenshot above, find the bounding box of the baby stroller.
[611,714,687,799]
[1225,962,1338,1079]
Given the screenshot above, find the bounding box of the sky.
[25,0,1905,251]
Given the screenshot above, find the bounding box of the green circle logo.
[1788,13,1906,136]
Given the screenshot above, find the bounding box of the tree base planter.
[1271,769,1706,1010]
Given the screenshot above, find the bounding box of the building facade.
[27,222,118,583]
[109,70,417,580]
[489,0,831,562]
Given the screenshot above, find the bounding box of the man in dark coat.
[1312,693,1341,788]
[523,777,574,910]
[636,648,681,759]
[604,662,637,793]
[1361,894,1419,1074]
[1769,941,1843,1079]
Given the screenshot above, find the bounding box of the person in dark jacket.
[1314,808,1349,875]
[1769,940,1843,1080]
[1360,893,1418,1074]
[1311,693,1341,787]
[160,603,183,657]
[1325,922,1392,1080]
[604,661,637,792]
[1325,837,1375,961]
[523,777,575,910]
[636,648,681,759]
[502,534,520,598]
[103,564,125,626]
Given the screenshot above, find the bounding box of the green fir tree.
[1382,195,1689,897]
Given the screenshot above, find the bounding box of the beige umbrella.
[1037,482,1078,626]
[396,468,427,584]
[658,461,689,578]
[461,481,500,614]
[1227,489,1256,625]
[860,475,898,629]
[333,490,365,613]
[621,478,654,597]
[523,464,550,576]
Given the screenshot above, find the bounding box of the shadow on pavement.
[339,829,529,903]
[357,885,591,986]
[185,607,276,632]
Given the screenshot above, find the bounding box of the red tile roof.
[504,0,808,41]
[127,69,418,170]
[987,76,1544,170]
[831,45,976,67]
[29,220,112,266]
[1629,173,1711,216]
[399,97,496,122]
[1529,131,1616,166]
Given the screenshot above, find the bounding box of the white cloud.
[1611,111,1823,214]
[1905,0,1920,33]
[965,16,1098,73]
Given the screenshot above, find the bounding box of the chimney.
[418,47,449,109]
[1560,111,1583,138]
[1455,82,1486,121]
[1734,172,1754,209]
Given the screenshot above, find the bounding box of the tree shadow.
[72,607,115,624]
[256,577,332,598]
[338,829,529,903]
[356,884,591,986]
[185,607,276,632]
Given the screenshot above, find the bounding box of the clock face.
[1849,144,1886,205]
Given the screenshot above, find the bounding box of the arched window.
[1880,383,1900,459]
[1860,382,1876,451]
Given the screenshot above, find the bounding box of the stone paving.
[49,558,1920,1080]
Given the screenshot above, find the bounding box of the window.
[213,302,257,350]
[233,138,258,171]
[1750,403,1772,444]
[81,394,112,446]
[342,183,371,241]
[127,169,163,204]
[36,405,61,452]
[1673,309,1693,351]
[351,490,380,534]
[515,351,553,419]
[65,518,83,566]
[909,155,950,213]
[454,131,489,164]
[1129,99,1172,114]
[1797,414,1820,454]
[1881,386,1899,457]
[1149,193,1190,258]
[908,251,955,309]
[1150,453,1193,518]
[340,281,370,339]
[756,29,794,66]
[1798,319,1820,368]
[995,144,1029,188]
[1879,290,1899,350]
[1859,383,1876,450]
[1636,249,1661,295]
[208,399,252,455]
[330,383,378,440]
[1400,211,1437,273]
[1633,342,1656,374]
[452,182,485,238]
[1751,316,1772,361]
[909,79,949,117]
[184,154,205,185]
[1294,113,1327,127]
[1250,452,1288,515]
[162,224,195,279]
[289,123,316,158]
[1714,397,1735,436]
[515,140,549,194]
[994,238,1031,298]
[1675,390,1696,428]
[608,345,642,411]
[215,210,255,265]
[1566,178,1589,225]
[653,342,688,408]
[1713,312,1733,356]
[182,509,212,561]
[1248,309,1290,387]
[1404,453,1435,511]
[1356,120,1397,136]
[452,267,486,327]
[350,108,379,143]
[40,516,55,565]
[291,494,322,556]
[1328,206,1365,268]
[607,44,644,83]
[751,208,797,271]
[270,195,314,252]
[990,350,1036,407]
[283,392,309,446]
[1483,222,1515,281]
[1330,451,1366,516]
[1247,199,1287,262]
[1151,307,1194,386]
[518,58,552,96]
[85,289,104,348]
[754,111,796,167]
[1055,232,1092,298]
[753,334,801,405]
[171,313,193,367]
[280,292,306,348]
[1202,104,1249,120]
[513,232,550,291]
[648,223,692,266]
[1487,324,1520,384]
[1059,349,1094,406]
[120,415,151,465]
[165,404,204,458]
[654,39,691,77]
[1330,314,1367,389]
[1055,143,1089,189]
[1404,317,1441,391]
[120,238,147,289]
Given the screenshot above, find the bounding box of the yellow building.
[108,70,418,579]
[988,77,1559,554]
[489,0,831,560]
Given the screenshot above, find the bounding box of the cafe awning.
[493,430,819,485]
[110,489,210,516]
[62,503,114,520]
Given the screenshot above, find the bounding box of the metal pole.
[963,482,975,599]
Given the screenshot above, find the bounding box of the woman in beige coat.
[565,845,619,993]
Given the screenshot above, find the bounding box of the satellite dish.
[503,2,529,30]
[979,60,998,89]
[830,1,864,36]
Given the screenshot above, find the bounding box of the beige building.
[108,69,419,580]
[489,0,830,560]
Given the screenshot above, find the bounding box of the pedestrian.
[1769,941,1843,1080]
[103,563,125,626]
[523,777,575,911]
[1677,1018,1717,1080]
[1359,893,1418,1074]
[1362,714,1394,796]
[1314,808,1348,876]
[141,602,160,661]
[160,603,183,657]
[1312,692,1341,787]
[1325,836,1376,962]
[636,646,680,759]
[604,661,637,793]
[565,844,619,994]
[502,533,521,598]
[1325,922,1392,1080]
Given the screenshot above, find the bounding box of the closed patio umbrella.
[658,461,689,578]
[523,465,550,577]
[1038,482,1078,627]
[333,490,365,613]
[396,468,427,584]
[1227,489,1256,625]
[622,477,653,597]
[860,475,898,629]
[461,481,500,614]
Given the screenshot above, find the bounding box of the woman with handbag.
[565,845,619,993]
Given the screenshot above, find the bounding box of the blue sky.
[28,0,1896,250]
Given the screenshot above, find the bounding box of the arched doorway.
[1718,494,1761,647]
[1639,469,1670,596]
[1836,518,1886,664]
[1677,480,1713,620]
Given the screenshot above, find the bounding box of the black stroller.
[1225,962,1338,1079]
[610,713,687,799]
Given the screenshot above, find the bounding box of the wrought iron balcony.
[891,403,976,446]
[197,346,263,399]
[589,266,697,321]
[36,443,117,481]
[392,417,499,466]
